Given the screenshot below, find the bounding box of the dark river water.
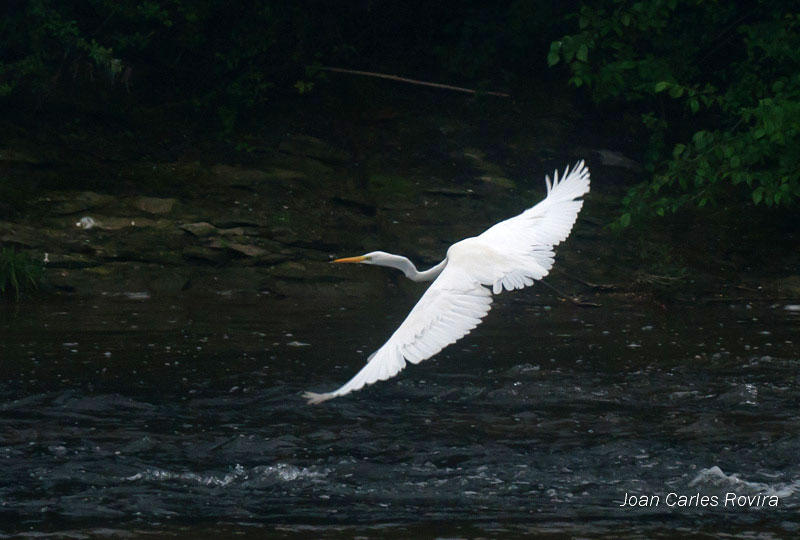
[1,289,799,539]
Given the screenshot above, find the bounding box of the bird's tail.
[302,391,336,405]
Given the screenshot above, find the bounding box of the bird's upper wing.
[303,264,492,404]
[304,161,589,404]
[475,160,590,294]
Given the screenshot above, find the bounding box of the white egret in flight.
[304,161,590,405]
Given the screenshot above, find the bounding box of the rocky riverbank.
[1,95,798,304]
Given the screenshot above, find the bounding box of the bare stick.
[539,280,602,308]
[317,66,510,98]
[554,268,616,290]
[687,296,800,303]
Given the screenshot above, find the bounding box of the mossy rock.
[0,221,54,248]
[44,252,98,268]
[478,175,516,189]
[207,239,268,258]
[367,174,418,199]
[180,222,218,237]
[182,246,231,264]
[131,196,176,215]
[462,148,516,189]
[37,191,116,216]
[210,164,270,188]
[79,216,172,230]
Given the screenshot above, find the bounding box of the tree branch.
[317,66,510,98]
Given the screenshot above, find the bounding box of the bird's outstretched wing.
[476,160,590,294]
[304,161,590,404]
[303,264,493,404]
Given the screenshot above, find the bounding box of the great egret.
[304,161,590,404]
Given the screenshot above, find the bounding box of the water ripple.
[125,463,327,487]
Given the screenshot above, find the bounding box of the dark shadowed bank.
[1,83,798,303]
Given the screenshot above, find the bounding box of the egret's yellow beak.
[332,255,367,263]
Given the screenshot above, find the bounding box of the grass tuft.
[0,247,44,298]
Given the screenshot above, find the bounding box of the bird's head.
[332,251,390,265]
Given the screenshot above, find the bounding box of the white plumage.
[304,161,590,404]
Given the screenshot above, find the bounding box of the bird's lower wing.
[303,265,492,404]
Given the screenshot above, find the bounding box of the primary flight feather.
[304,161,590,404]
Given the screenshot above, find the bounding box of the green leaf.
[752,188,764,204]
[547,42,561,66]
[293,80,313,94]
[577,44,589,62]
[655,81,669,93]
[668,85,684,98]
[620,213,631,227]
[692,130,713,150]
[673,143,686,157]
[690,99,699,113]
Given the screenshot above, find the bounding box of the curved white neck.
[376,255,447,282]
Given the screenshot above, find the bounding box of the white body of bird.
[304,161,590,404]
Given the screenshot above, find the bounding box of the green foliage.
[549,0,800,225]
[1,1,157,96]
[0,1,325,132]
[1,1,577,132]
[367,174,417,198]
[0,248,43,299]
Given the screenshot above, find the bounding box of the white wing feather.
[303,264,492,404]
[304,161,590,404]
[477,159,591,294]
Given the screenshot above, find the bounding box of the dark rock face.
[131,197,177,215]
[39,192,116,216]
